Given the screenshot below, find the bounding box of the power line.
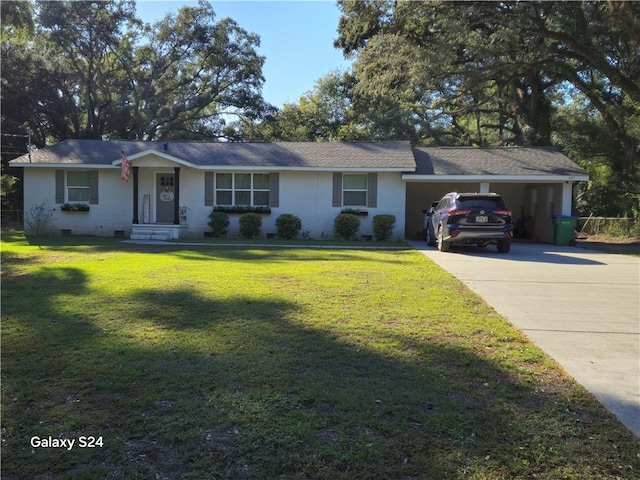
[0,133,28,138]
[1,129,33,162]
[1,144,28,151]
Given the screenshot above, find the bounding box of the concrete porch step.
[130,224,187,240]
[130,233,172,241]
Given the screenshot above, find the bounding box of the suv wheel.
[497,238,511,253]
[437,225,450,252]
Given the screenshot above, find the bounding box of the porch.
[128,158,185,239]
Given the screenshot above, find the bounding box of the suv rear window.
[456,196,506,210]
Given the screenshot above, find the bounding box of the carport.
[403,147,589,241]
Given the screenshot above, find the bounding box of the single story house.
[10,139,588,242]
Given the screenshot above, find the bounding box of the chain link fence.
[1,210,24,230]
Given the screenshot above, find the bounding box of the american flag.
[121,151,131,182]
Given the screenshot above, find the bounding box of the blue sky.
[135,0,352,109]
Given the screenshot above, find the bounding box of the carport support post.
[561,182,572,216]
[480,182,490,193]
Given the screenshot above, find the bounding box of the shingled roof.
[10,139,417,170]
[11,140,588,179]
[412,146,588,177]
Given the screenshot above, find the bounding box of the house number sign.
[159,190,174,202]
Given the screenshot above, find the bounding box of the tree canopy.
[335,1,639,152]
[1,0,268,146]
[240,70,364,142]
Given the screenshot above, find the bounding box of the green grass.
[2,232,639,479]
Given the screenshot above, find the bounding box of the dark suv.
[427,192,513,253]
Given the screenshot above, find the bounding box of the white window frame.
[66,171,91,202]
[342,173,368,207]
[215,173,270,207]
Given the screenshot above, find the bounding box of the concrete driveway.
[409,241,640,437]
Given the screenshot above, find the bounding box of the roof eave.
[10,162,117,169]
[402,174,590,182]
[195,165,414,172]
[12,162,414,172]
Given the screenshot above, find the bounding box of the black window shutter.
[269,173,279,208]
[204,172,214,206]
[332,173,342,207]
[55,170,65,204]
[89,171,99,204]
[367,173,378,208]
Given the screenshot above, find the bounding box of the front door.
[156,173,175,223]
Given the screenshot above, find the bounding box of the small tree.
[372,214,396,241]
[276,213,302,240]
[239,212,262,239]
[24,200,56,236]
[1,174,19,203]
[334,213,360,240]
[208,211,230,237]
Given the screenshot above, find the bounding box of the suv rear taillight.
[494,210,512,216]
[448,209,471,216]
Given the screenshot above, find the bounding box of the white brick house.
[10,140,588,242]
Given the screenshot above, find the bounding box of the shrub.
[208,211,229,237]
[239,212,262,239]
[276,213,302,240]
[373,214,396,241]
[25,200,56,236]
[334,213,361,240]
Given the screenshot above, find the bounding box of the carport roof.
[410,146,588,178]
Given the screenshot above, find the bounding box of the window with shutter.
[333,173,377,208]
[57,170,99,204]
[210,173,272,206]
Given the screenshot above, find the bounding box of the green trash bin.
[552,216,578,246]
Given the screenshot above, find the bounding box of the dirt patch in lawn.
[575,235,640,255]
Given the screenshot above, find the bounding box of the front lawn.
[2,233,639,479]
